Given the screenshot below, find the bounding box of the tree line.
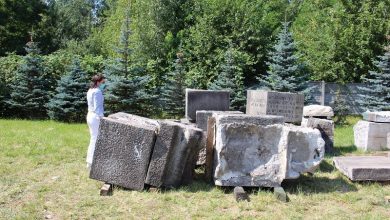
[0,0,389,121]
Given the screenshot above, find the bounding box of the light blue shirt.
[87,88,104,117]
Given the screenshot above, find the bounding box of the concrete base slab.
[334,156,390,181]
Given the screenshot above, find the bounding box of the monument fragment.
[354,117,390,151]
[301,117,334,153]
[334,156,390,181]
[303,105,334,119]
[246,90,304,123]
[185,89,230,122]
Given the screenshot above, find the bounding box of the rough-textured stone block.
[90,115,158,190]
[334,156,390,181]
[145,120,204,188]
[274,187,288,202]
[303,105,334,118]
[388,133,390,150]
[205,117,216,183]
[185,89,230,122]
[354,120,390,151]
[234,187,250,202]
[301,117,334,153]
[196,110,243,131]
[212,114,324,187]
[246,90,304,123]
[363,111,390,123]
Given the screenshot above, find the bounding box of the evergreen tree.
[257,21,311,98]
[209,47,246,111]
[161,52,186,118]
[47,59,89,122]
[7,41,50,119]
[105,9,154,116]
[359,45,390,111]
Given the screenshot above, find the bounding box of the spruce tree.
[7,41,50,119]
[105,9,154,116]
[359,45,390,111]
[47,59,89,122]
[161,52,186,118]
[257,22,311,99]
[209,47,246,111]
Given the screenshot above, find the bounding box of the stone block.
[185,89,230,122]
[145,120,204,188]
[303,105,334,118]
[362,111,390,123]
[234,187,250,202]
[334,156,390,181]
[388,133,390,150]
[90,114,158,190]
[301,117,334,153]
[212,114,324,187]
[246,90,304,123]
[196,110,243,131]
[354,120,390,151]
[274,187,288,202]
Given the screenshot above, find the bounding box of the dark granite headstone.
[185,89,230,122]
[246,90,304,123]
[90,114,158,191]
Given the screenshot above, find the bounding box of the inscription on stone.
[246,90,304,123]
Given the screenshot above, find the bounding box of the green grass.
[1,117,390,219]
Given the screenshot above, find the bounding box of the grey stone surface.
[354,120,390,151]
[388,133,390,150]
[212,114,324,187]
[246,90,304,123]
[185,89,230,122]
[196,110,243,131]
[301,117,334,153]
[303,105,334,118]
[274,187,288,202]
[334,156,390,181]
[362,111,390,123]
[234,187,250,202]
[90,115,158,190]
[145,120,204,188]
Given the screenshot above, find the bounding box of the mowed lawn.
[1,117,390,219]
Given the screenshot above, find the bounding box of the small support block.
[234,186,250,202]
[274,187,288,202]
[385,196,390,204]
[100,183,113,196]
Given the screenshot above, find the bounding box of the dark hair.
[90,73,105,89]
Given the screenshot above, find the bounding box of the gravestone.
[354,120,390,151]
[301,117,334,153]
[90,114,158,190]
[246,90,304,123]
[145,120,204,188]
[185,89,230,122]
[334,156,390,181]
[363,111,390,123]
[212,114,324,187]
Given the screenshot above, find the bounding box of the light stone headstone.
[90,114,158,190]
[362,111,390,123]
[334,156,390,181]
[185,89,230,122]
[246,90,304,123]
[354,120,390,151]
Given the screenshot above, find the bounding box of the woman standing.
[86,74,106,168]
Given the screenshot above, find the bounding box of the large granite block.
[246,90,304,123]
[185,89,230,122]
[362,111,390,123]
[212,114,324,187]
[145,120,204,188]
[303,105,334,119]
[90,114,158,190]
[354,120,390,151]
[334,156,390,181]
[196,110,243,131]
[301,117,334,153]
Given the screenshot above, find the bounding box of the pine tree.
[47,58,89,122]
[7,41,50,119]
[209,47,246,111]
[257,22,311,98]
[105,9,154,116]
[359,45,390,111]
[161,52,186,118]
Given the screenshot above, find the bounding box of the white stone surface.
[212,115,324,187]
[363,111,390,123]
[354,120,390,151]
[303,105,334,118]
